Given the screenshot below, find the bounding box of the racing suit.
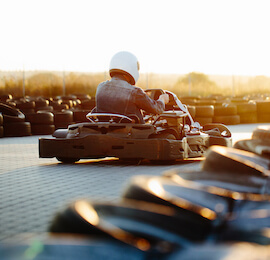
[95,76,165,123]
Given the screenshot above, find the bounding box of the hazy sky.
[1,0,270,76]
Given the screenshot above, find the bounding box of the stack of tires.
[213,104,240,125]
[25,111,55,135]
[256,100,270,123]
[0,103,31,137]
[48,129,270,258]
[194,105,214,125]
[236,101,257,124]
[53,110,74,129]
[0,113,3,138]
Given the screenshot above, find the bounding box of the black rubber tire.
[157,132,177,140]
[0,126,3,137]
[35,99,49,108]
[20,108,36,115]
[73,110,90,123]
[239,112,257,124]
[121,175,220,241]
[202,145,270,177]
[195,105,214,117]
[252,125,270,141]
[256,100,270,113]
[49,199,193,249]
[36,105,54,112]
[194,117,213,126]
[213,115,240,125]
[3,122,31,137]
[16,100,35,110]
[236,102,257,114]
[257,114,270,123]
[54,110,73,123]
[203,123,232,138]
[81,99,96,110]
[51,102,69,111]
[31,124,55,135]
[187,105,196,118]
[0,103,25,123]
[214,105,237,116]
[26,111,54,125]
[56,157,80,163]
[0,113,3,125]
[0,94,12,102]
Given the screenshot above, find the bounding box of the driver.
[95,51,169,123]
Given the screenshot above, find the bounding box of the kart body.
[39,90,232,163]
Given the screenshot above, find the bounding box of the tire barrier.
[234,125,270,159]
[49,142,270,257]
[0,103,32,137]
[25,111,55,135]
[194,105,214,125]
[0,113,3,138]
[1,93,270,137]
[236,102,257,124]
[256,101,270,123]
[3,121,32,137]
[53,110,74,129]
[72,109,90,123]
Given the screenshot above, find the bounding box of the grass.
[0,70,269,99]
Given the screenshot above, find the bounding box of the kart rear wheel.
[56,157,80,163]
[157,132,177,140]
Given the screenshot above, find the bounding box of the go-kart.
[39,89,232,163]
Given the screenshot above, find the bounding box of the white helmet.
[109,51,140,85]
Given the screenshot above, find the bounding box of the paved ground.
[0,123,267,241]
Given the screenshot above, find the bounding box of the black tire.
[203,123,232,137]
[3,122,31,137]
[214,105,237,116]
[16,100,35,110]
[56,157,80,163]
[202,145,270,177]
[31,124,55,135]
[157,132,177,140]
[73,110,89,123]
[257,114,270,123]
[195,105,214,117]
[20,108,36,115]
[239,112,257,124]
[49,199,192,249]
[187,105,196,118]
[256,100,270,113]
[252,125,270,141]
[35,99,49,108]
[236,102,257,114]
[0,126,3,137]
[0,113,3,125]
[194,117,213,126]
[36,105,53,112]
[54,110,73,123]
[0,94,12,102]
[213,115,240,125]
[0,103,25,123]
[26,111,54,125]
[121,175,220,241]
[81,99,96,110]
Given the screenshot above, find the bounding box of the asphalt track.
[0,123,268,242]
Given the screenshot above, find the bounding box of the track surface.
[0,123,267,241]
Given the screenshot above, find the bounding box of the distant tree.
[173,72,219,97]
[27,72,62,97]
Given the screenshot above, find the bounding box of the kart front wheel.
[56,157,80,163]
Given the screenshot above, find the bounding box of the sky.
[0,0,270,76]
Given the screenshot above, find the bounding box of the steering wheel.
[145,89,176,107]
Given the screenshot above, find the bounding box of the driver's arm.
[133,88,169,114]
